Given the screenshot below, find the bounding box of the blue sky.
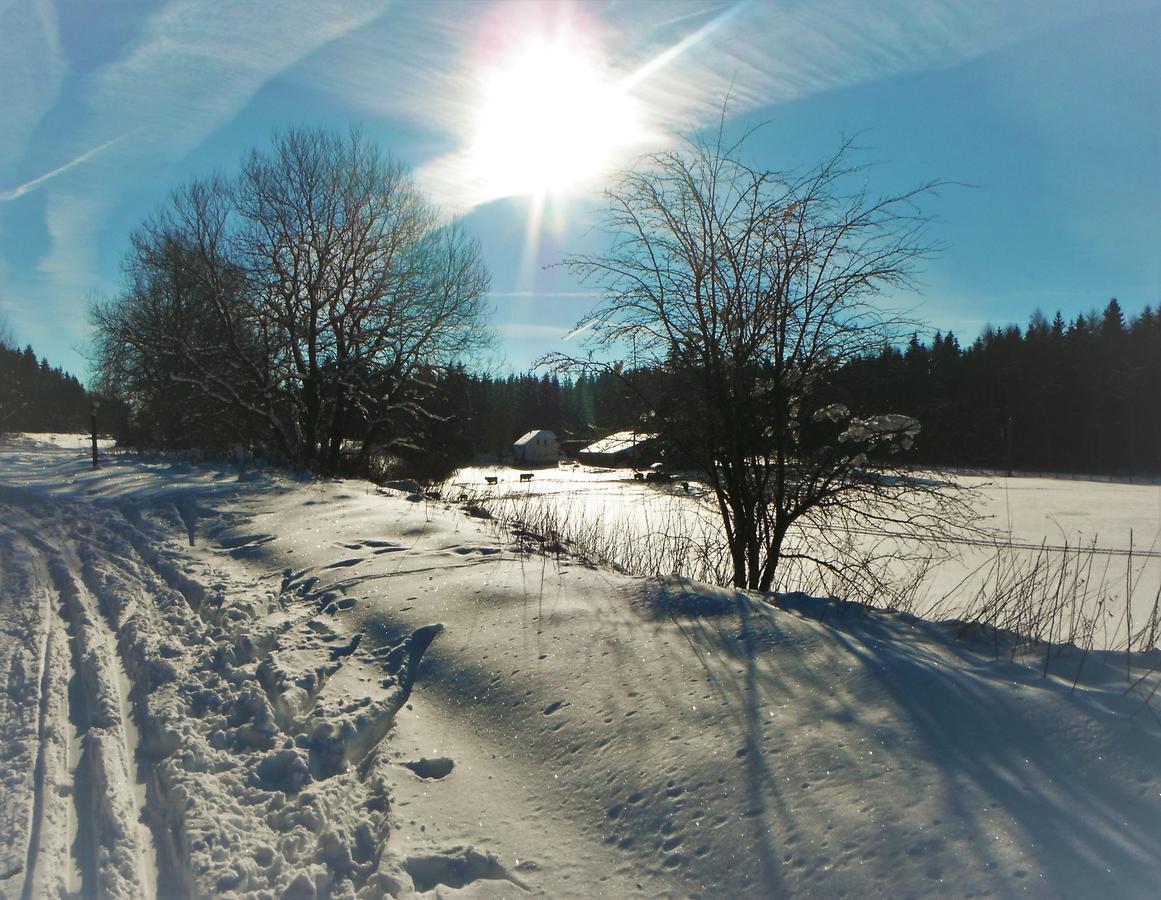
[1,0,1158,380]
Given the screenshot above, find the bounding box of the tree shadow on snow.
[634,576,1161,896]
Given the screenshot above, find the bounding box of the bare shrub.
[546,124,982,592]
[450,470,962,613]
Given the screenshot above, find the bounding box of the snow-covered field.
[2,435,1159,898]
[451,464,1161,647]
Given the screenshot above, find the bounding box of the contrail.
[620,1,750,91]
[562,319,596,342]
[0,133,128,202]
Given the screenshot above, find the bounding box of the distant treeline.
[0,343,93,433]
[843,299,1160,475]
[430,298,1160,477]
[4,298,1157,478]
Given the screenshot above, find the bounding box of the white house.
[512,430,559,465]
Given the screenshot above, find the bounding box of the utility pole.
[90,400,100,470]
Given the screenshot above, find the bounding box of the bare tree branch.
[544,126,977,593]
[91,128,491,469]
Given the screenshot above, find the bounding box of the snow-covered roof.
[513,429,557,446]
[579,430,658,456]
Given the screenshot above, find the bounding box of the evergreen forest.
[3,298,1158,477]
[429,299,1160,477]
[0,342,95,433]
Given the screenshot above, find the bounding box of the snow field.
[256,481,1161,896]
[1,435,1159,897]
[452,465,1161,651]
[1,494,160,898]
[96,515,454,897]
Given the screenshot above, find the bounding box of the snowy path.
[1,436,1159,898]
[1,495,157,898]
[1,438,542,897]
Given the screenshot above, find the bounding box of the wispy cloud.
[1,0,393,376]
[346,0,1156,211]
[74,0,387,171]
[2,0,1155,376]
[620,2,749,93]
[490,291,601,300]
[0,134,128,202]
[0,0,66,172]
[614,0,1160,133]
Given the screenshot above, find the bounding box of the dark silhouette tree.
[92,128,491,470]
[546,128,976,592]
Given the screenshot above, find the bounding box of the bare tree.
[90,212,254,449]
[547,128,977,594]
[92,128,491,468]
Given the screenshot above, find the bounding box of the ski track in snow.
[1,435,1159,898]
[2,506,155,897]
[0,443,465,897]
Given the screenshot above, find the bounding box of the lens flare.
[465,34,648,201]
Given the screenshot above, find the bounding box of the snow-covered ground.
[451,464,1161,647]
[2,435,1159,898]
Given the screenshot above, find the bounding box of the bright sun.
[467,38,646,201]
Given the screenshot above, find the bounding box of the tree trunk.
[302,375,320,468]
[325,384,348,474]
[757,521,789,593]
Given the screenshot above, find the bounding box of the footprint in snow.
[323,557,363,569]
[404,847,526,893]
[401,757,455,780]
